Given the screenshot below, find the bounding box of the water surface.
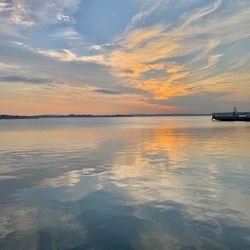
[0,117,250,249]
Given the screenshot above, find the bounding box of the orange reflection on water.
[0,117,250,249]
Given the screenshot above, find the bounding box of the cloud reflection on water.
[0,117,250,249]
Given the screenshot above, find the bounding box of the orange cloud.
[104,24,194,101]
[121,24,165,49]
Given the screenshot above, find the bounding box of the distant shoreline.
[0,114,211,120]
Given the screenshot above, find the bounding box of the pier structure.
[212,107,250,121]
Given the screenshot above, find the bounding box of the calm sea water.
[0,117,250,250]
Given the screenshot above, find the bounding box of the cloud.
[90,45,103,51]
[37,49,106,65]
[55,12,73,23]
[0,62,24,72]
[0,75,50,84]
[202,54,222,70]
[181,0,222,28]
[197,71,250,103]
[149,91,230,113]
[1,0,250,114]
[106,23,192,100]
[7,0,81,26]
[93,88,122,95]
[141,69,167,80]
[10,1,35,27]
[121,24,165,49]
[104,0,250,108]
[0,0,11,12]
[0,42,127,111]
[50,27,83,42]
[116,0,168,40]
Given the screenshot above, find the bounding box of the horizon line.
[0,113,212,119]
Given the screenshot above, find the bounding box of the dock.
[212,107,250,121]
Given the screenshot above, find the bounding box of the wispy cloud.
[49,27,83,42]
[180,0,222,28]
[116,0,169,41]
[37,49,106,64]
[121,24,165,49]
[103,0,250,108]
[93,89,122,95]
[0,75,50,84]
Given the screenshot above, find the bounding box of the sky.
[0,0,250,115]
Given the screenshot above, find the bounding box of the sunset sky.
[0,0,249,115]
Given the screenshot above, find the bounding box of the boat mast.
[233,106,238,118]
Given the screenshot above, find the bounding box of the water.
[0,117,250,249]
